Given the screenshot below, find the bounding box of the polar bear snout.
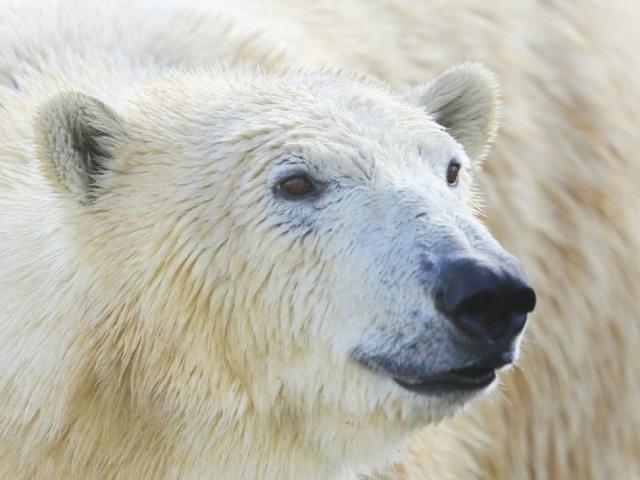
[433,256,536,345]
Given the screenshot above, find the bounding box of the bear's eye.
[446,160,461,186]
[277,174,317,199]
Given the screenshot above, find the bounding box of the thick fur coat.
[1,1,638,479]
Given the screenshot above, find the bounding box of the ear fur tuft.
[408,63,501,161]
[36,92,125,203]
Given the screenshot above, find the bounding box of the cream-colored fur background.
[1,0,639,479]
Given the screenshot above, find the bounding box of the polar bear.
[0,2,538,479]
[7,0,639,479]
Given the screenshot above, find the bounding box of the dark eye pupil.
[280,175,314,197]
[447,162,460,186]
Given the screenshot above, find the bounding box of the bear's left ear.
[407,63,500,161]
[36,91,126,204]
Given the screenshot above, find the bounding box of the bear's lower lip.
[393,365,497,394]
[352,349,514,396]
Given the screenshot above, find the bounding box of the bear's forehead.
[296,77,443,133]
[134,72,456,165]
[250,94,454,172]
[249,80,450,150]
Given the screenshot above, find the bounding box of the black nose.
[433,256,536,343]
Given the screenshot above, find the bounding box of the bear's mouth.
[354,351,512,396]
[391,364,497,394]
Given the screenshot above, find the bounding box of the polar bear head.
[36,63,535,475]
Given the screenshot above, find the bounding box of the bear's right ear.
[36,92,126,204]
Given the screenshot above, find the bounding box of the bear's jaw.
[351,345,514,398]
[358,353,514,397]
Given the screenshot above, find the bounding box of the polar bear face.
[37,64,534,466]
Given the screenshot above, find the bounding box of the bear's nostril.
[507,287,536,314]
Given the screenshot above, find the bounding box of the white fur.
[0,1,591,480]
